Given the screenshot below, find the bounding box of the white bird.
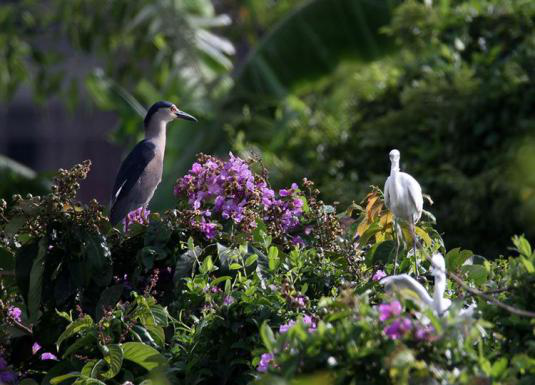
[381,252,450,316]
[384,149,423,273]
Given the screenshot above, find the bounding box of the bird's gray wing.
[110,140,156,209]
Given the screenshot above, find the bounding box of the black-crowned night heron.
[109,101,197,226]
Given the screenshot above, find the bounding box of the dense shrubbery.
[229,0,535,256]
[1,157,535,384]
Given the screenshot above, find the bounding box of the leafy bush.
[228,0,535,256]
[0,157,534,384]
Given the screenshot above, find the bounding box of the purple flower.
[40,352,58,361]
[384,317,412,340]
[7,306,21,322]
[0,371,17,384]
[257,353,274,373]
[223,295,234,306]
[200,220,218,239]
[372,270,387,281]
[378,301,402,322]
[123,207,150,231]
[174,154,304,237]
[302,315,317,332]
[414,324,435,341]
[32,342,42,355]
[279,320,296,333]
[295,295,306,307]
[291,236,305,248]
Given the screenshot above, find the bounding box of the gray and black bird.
[109,101,197,226]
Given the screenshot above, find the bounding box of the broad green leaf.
[146,325,166,348]
[461,264,488,286]
[122,342,168,372]
[27,237,47,322]
[100,344,123,379]
[245,253,258,267]
[63,333,97,358]
[259,321,275,353]
[368,240,396,266]
[56,315,94,349]
[491,357,508,378]
[149,304,169,327]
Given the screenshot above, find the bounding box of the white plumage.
[384,149,423,272]
[381,252,451,316]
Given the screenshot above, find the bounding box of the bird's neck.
[145,120,167,148]
[433,275,446,313]
[390,161,400,176]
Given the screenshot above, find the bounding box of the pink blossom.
[372,270,387,281]
[378,301,402,322]
[40,352,58,361]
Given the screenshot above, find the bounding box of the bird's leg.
[409,221,420,276]
[393,219,401,274]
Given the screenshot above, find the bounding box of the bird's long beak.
[175,110,197,122]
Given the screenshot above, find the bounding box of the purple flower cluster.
[257,353,274,373]
[174,153,304,239]
[123,207,150,231]
[378,300,435,341]
[372,270,387,281]
[7,306,21,322]
[0,355,17,384]
[279,314,317,333]
[32,342,58,361]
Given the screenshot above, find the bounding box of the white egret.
[384,149,423,273]
[381,252,476,320]
[381,252,450,316]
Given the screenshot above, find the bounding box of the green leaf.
[491,357,508,378]
[15,241,38,305]
[229,263,242,270]
[245,253,258,267]
[50,373,82,385]
[56,315,95,349]
[446,248,473,271]
[368,240,396,266]
[512,235,532,258]
[27,237,47,322]
[200,255,216,274]
[520,256,535,273]
[149,304,169,327]
[122,342,168,372]
[62,332,97,358]
[259,321,276,353]
[100,344,123,379]
[146,325,166,348]
[211,276,232,286]
[461,264,488,286]
[84,233,112,287]
[217,243,235,269]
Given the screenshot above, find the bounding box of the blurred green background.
[0,0,534,256]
